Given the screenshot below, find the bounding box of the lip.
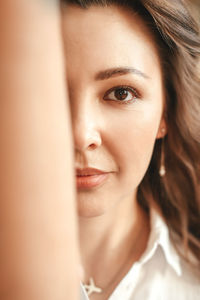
[76,168,109,189]
[76,167,107,176]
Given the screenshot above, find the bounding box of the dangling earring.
[159,128,166,177]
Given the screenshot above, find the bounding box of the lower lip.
[76,173,109,189]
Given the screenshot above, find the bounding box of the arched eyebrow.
[95,67,150,80]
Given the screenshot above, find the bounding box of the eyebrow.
[95,67,150,81]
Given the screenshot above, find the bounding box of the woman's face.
[62,4,166,217]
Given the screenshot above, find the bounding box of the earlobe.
[156,118,167,139]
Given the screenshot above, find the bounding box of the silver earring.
[159,129,166,177]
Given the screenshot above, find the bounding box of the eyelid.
[103,85,141,104]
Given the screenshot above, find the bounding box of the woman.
[61,0,200,299]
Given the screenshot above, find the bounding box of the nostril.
[73,123,102,151]
[88,143,98,150]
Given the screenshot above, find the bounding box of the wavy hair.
[62,0,200,271]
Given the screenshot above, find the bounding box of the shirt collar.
[81,207,183,300]
[139,207,182,276]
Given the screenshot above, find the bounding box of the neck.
[79,194,150,294]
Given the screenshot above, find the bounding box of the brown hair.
[62,0,200,271]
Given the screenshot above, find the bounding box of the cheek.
[105,105,162,185]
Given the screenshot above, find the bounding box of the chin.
[77,201,108,218]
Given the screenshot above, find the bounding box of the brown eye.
[115,88,129,100]
[103,86,138,104]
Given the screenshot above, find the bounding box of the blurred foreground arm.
[0,1,79,299]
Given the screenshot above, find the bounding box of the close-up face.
[62,4,166,218]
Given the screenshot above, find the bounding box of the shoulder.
[109,208,200,300]
[128,245,200,300]
[128,208,200,300]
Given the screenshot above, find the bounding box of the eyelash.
[103,85,140,105]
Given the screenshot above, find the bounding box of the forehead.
[62,4,162,82]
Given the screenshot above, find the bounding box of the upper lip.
[76,168,108,176]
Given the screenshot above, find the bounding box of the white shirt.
[80,208,200,300]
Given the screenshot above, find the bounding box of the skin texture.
[63,4,166,216]
[0,1,79,299]
[62,4,167,299]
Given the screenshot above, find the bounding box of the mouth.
[76,168,109,189]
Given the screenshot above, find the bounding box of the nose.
[71,99,102,152]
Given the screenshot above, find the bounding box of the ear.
[156,113,167,139]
